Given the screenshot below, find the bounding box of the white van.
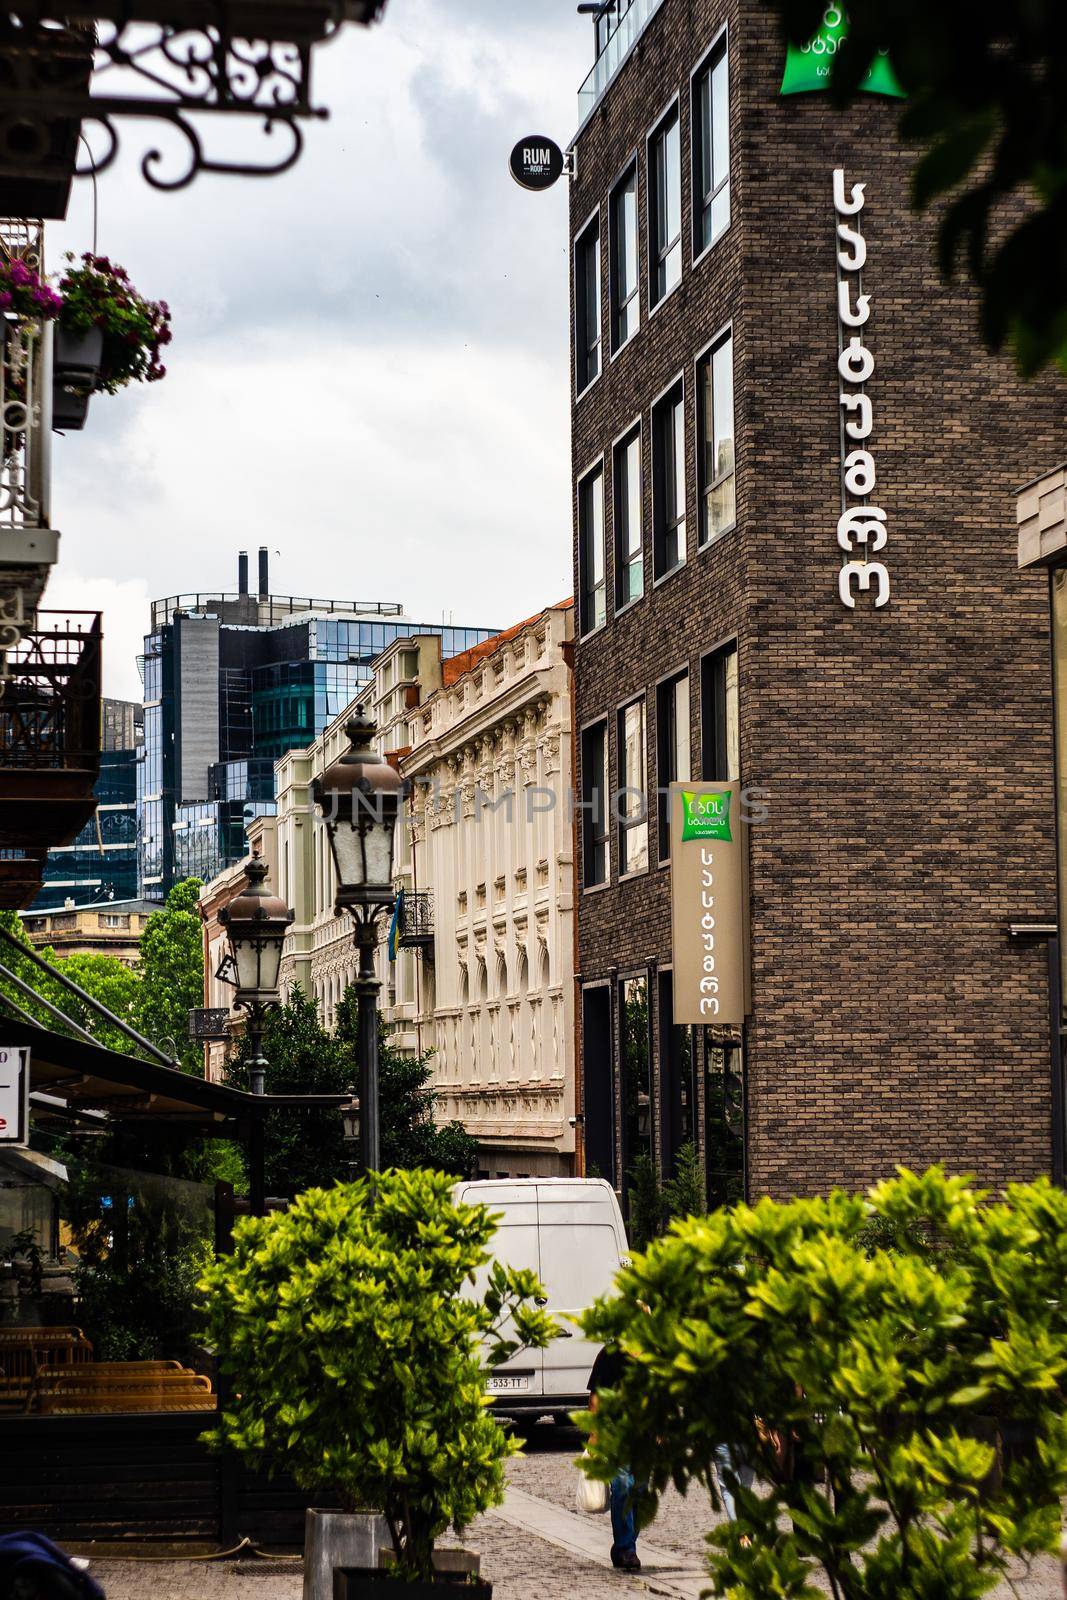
[454,1177,628,1420]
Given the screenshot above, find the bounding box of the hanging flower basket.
[57,252,171,395]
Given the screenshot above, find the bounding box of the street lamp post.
[313,710,405,1174]
[218,857,294,1097]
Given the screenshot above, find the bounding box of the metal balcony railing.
[150,593,405,630]
[0,612,101,770]
[577,0,664,129]
[399,890,434,952]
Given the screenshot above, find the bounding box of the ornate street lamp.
[218,856,294,1096]
[312,710,405,1171]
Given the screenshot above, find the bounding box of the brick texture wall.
[571,0,1064,1199]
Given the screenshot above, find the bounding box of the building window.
[656,670,690,861]
[574,213,601,394]
[620,973,652,1191]
[581,720,609,887]
[648,104,681,307]
[610,160,639,352]
[652,379,686,579]
[613,425,644,609]
[697,331,736,545]
[692,36,730,257]
[617,697,648,876]
[578,465,606,635]
[701,640,739,781]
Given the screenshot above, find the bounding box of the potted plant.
[199,1169,558,1599]
[52,252,171,431]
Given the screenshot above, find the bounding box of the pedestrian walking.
[712,1441,755,1522]
[587,1341,645,1573]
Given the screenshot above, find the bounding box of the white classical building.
[205,607,576,1175]
[402,602,575,1175]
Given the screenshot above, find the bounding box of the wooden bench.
[0,1328,93,1411]
[34,1362,216,1416]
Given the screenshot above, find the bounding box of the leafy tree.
[200,1170,559,1581]
[227,986,350,1198]
[662,1139,706,1222]
[134,878,204,1070]
[762,1,1067,375]
[626,1152,666,1250]
[226,984,478,1197]
[581,1166,1067,1600]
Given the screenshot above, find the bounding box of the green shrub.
[199,1169,558,1580]
[580,1166,1067,1600]
[662,1140,706,1223]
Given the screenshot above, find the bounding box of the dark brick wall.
[571,0,1064,1200]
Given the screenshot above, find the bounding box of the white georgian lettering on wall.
[834,167,889,610]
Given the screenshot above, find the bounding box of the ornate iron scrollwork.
[0,2,387,192]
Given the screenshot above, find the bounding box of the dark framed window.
[581,719,609,886]
[697,331,736,545]
[656,669,690,861]
[701,640,739,781]
[582,984,615,1184]
[617,696,648,876]
[574,213,601,394]
[578,465,606,636]
[702,1032,745,1208]
[692,35,730,257]
[613,425,644,609]
[648,104,681,306]
[610,160,639,352]
[652,378,686,578]
[620,973,653,1200]
[658,972,698,1174]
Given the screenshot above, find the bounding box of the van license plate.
[488,1375,530,1392]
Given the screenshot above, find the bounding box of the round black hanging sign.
[509,136,565,192]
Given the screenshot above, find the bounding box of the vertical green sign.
[780,5,905,99]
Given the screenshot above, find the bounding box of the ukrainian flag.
[387,888,404,963]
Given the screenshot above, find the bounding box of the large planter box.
[336,1550,490,1600]
[303,1509,390,1600]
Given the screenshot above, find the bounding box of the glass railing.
[577,0,664,129]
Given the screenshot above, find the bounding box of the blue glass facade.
[138,608,496,900]
[33,749,140,910]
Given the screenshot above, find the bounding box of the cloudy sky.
[47,0,589,701]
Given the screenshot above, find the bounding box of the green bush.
[199,1169,558,1580]
[580,1167,1067,1600]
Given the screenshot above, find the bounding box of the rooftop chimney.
[258,546,269,599]
[238,551,248,596]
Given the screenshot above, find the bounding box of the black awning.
[4,1017,345,1140]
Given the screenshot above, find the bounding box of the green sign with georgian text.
[780,5,905,99]
[680,790,734,844]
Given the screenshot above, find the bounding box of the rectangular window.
[613,426,644,609]
[656,670,690,860]
[697,331,736,544]
[610,161,639,352]
[701,640,739,781]
[578,466,606,635]
[574,214,601,393]
[617,697,648,876]
[652,379,686,578]
[692,37,730,257]
[581,721,609,887]
[620,974,653,1184]
[648,105,681,306]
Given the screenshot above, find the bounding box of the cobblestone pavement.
[85,1427,1064,1600]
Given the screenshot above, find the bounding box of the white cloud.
[45,0,587,696]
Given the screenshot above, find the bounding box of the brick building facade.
[570,0,1064,1203]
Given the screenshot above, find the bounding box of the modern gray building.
[139,550,497,899]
